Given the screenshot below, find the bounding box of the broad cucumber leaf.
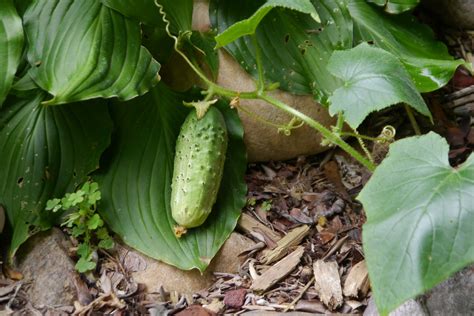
[0,92,113,256]
[211,0,353,104]
[359,132,474,315]
[101,0,193,32]
[96,84,247,272]
[215,0,320,48]
[366,0,419,13]
[349,0,466,92]
[0,0,24,107]
[328,43,430,128]
[23,0,160,105]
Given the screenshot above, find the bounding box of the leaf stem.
[404,103,421,135]
[252,33,265,93]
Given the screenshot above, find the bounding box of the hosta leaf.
[215,0,320,48]
[327,43,430,128]
[101,0,193,32]
[366,0,419,13]
[0,0,24,107]
[349,0,466,92]
[211,0,352,104]
[359,132,474,315]
[23,0,160,105]
[97,84,247,271]
[0,92,112,256]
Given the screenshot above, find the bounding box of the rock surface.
[125,232,255,294]
[424,266,474,316]
[15,228,83,307]
[422,0,474,29]
[170,0,336,162]
[363,297,427,316]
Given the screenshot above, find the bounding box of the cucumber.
[171,107,228,235]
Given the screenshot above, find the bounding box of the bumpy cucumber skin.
[171,107,228,229]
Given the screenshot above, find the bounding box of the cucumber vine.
[156,0,377,171]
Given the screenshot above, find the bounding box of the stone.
[223,288,247,309]
[126,232,255,294]
[424,266,474,316]
[15,228,84,307]
[166,0,336,162]
[422,0,474,29]
[363,297,427,316]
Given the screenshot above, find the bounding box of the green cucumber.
[171,107,228,235]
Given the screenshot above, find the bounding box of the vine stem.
[252,33,265,93]
[259,94,376,171]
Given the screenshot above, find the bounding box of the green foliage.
[359,132,474,315]
[46,181,114,273]
[212,0,352,104]
[0,0,23,107]
[366,0,420,13]
[23,0,161,105]
[327,43,430,128]
[0,91,112,257]
[215,0,320,48]
[348,0,468,92]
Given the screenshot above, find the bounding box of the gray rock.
[124,232,255,294]
[363,297,427,316]
[15,228,83,307]
[422,0,474,29]
[424,266,474,316]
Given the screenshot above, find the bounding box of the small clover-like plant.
[46,181,114,273]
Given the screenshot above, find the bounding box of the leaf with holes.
[0,0,24,107]
[96,84,247,271]
[359,132,474,315]
[366,0,419,13]
[0,91,112,256]
[348,0,467,92]
[211,0,352,104]
[215,0,320,48]
[327,43,430,128]
[23,0,160,105]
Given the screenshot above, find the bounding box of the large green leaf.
[23,0,160,105]
[211,0,353,104]
[359,132,474,315]
[349,0,466,92]
[97,84,247,271]
[0,0,24,107]
[328,43,430,128]
[101,0,193,32]
[366,0,419,13]
[215,0,320,48]
[0,92,113,255]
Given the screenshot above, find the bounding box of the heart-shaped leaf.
[0,0,24,107]
[215,0,320,48]
[0,91,113,256]
[366,0,420,13]
[23,0,160,105]
[96,84,247,271]
[327,43,430,128]
[349,0,467,92]
[211,0,352,104]
[359,132,474,315]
